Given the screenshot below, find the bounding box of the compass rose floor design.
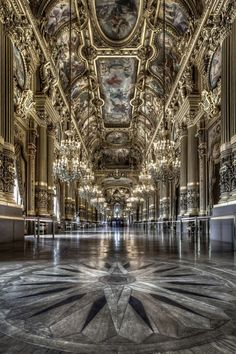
[0,229,236,353]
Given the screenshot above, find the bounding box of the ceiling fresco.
[13,45,26,89]
[94,0,140,41]
[160,0,189,33]
[54,28,86,90]
[106,132,129,145]
[209,45,222,90]
[96,58,138,127]
[149,32,180,89]
[32,0,204,198]
[43,1,76,35]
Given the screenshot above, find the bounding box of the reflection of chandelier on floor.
[148,0,180,182]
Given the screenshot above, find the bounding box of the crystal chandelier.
[53,0,82,183]
[53,130,82,182]
[148,0,180,182]
[149,127,180,181]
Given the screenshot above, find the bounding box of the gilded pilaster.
[27,125,37,215]
[160,182,170,220]
[187,124,199,215]
[179,124,188,215]
[197,122,207,215]
[47,123,55,216]
[35,122,48,216]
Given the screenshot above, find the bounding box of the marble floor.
[0,228,236,353]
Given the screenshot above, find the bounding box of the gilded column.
[0,21,24,241]
[0,24,15,204]
[187,124,199,215]
[220,28,233,202]
[35,122,48,216]
[65,183,74,220]
[47,123,55,216]
[27,124,37,215]
[197,121,207,215]
[179,124,188,215]
[160,181,170,220]
[59,181,65,220]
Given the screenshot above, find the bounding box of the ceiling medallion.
[93,0,143,45]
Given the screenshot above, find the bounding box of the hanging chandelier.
[53,0,82,183]
[149,127,180,181]
[53,129,82,182]
[148,0,180,182]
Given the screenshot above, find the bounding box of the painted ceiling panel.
[95,0,140,41]
[106,132,129,145]
[149,32,180,90]
[54,29,86,90]
[43,0,76,35]
[160,0,189,33]
[97,58,138,127]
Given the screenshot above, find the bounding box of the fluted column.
[186,124,199,215]
[0,22,15,204]
[35,123,48,216]
[198,122,207,215]
[47,123,55,216]
[179,124,188,215]
[220,28,232,202]
[27,124,37,215]
[149,195,154,221]
[161,181,170,220]
[60,182,65,220]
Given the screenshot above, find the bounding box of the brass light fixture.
[149,0,180,182]
[53,0,82,183]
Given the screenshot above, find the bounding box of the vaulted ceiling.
[30,0,204,194]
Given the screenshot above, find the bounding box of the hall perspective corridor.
[0,228,235,354]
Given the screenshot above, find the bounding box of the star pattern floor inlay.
[0,229,236,353]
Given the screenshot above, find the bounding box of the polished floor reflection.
[0,228,236,353]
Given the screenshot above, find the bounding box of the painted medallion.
[209,45,222,90]
[13,45,25,89]
[95,0,139,41]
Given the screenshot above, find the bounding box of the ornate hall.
[0,0,236,353]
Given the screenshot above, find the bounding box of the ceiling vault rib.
[146,0,219,155]
[19,0,89,157]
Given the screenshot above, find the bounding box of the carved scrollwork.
[199,87,221,120]
[219,153,233,195]
[1,153,15,194]
[40,62,58,103]
[15,89,36,119]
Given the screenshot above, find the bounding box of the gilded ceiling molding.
[147,0,235,155]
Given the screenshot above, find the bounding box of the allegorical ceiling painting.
[95,0,140,41]
[160,0,189,33]
[209,45,222,90]
[13,45,26,89]
[97,58,138,127]
[106,132,129,145]
[54,29,86,90]
[149,32,180,90]
[43,1,75,35]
